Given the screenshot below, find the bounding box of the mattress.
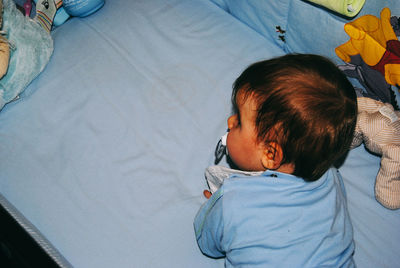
[0,0,399,267]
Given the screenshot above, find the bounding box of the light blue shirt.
[194,167,354,267]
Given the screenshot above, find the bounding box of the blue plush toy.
[31,0,105,27]
[63,0,104,17]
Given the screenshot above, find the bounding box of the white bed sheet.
[0,0,399,267]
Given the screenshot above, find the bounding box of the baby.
[194,54,357,267]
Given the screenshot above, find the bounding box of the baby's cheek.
[227,135,244,167]
[226,134,235,156]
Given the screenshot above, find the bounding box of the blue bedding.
[0,0,399,267]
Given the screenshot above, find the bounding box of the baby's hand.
[203,190,212,199]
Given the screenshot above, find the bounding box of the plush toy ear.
[352,97,400,209]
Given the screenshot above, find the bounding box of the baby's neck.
[273,163,295,176]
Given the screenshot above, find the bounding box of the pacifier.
[214,129,229,164]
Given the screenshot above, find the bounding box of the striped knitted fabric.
[35,0,62,33]
[36,9,53,32]
[351,97,400,209]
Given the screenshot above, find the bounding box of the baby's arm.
[194,189,225,258]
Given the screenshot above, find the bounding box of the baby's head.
[226,54,357,181]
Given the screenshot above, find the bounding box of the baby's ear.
[261,142,284,170]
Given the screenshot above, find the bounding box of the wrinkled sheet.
[0,0,399,267]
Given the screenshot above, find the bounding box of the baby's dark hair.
[232,54,357,181]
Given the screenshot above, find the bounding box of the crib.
[0,0,399,267]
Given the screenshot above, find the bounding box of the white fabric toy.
[351,97,400,209]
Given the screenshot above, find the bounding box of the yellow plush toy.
[335,7,400,87]
[0,0,10,79]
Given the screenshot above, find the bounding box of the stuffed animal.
[335,7,400,209]
[63,0,104,17]
[31,0,105,28]
[0,0,105,111]
[351,97,400,209]
[0,0,53,110]
[335,7,400,87]
[0,0,10,80]
[338,54,399,110]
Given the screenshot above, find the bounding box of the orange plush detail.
[335,7,400,86]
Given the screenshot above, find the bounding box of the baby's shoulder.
[221,169,343,208]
